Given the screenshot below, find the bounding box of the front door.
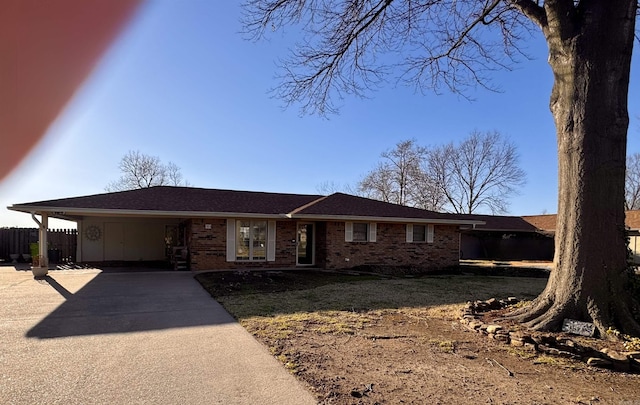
[297,223,314,265]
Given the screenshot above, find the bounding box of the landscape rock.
[485,298,501,310]
[625,351,640,359]
[467,321,483,330]
[493,334,510,343]
[456,296,640,375]
[587,357,613,368]
[531,333,556,346]
[510,331,532,344]
[510,337,525,347]
[601,350,631,372]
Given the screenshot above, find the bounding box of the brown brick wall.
[188,218,297,271]
[321,222,459,270]
[188,218,460,271]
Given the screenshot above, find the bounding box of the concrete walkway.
[0,266,316,404]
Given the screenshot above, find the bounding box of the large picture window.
[236,220,267,261]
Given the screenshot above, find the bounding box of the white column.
[40,213,49,268]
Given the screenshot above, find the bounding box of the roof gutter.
[289,213,485,226]
[10,205,485,225]
[9,205,287,220]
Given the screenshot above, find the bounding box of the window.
[352,223,369,242]
[345,222,377,242]
[236,220,267,261]
[413,225,427,242]
[406,224,434,243]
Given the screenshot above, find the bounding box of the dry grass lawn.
[196,270,640,404]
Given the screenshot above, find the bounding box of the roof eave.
[9,205,486,225]
[8,205,286,219]
[289,213,485,225]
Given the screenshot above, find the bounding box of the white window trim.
[406,224,413,243]
[267,220,276,261]
[226,219,236,262]
[407,223,433,243]
[346,222,376,242]
[345,222,353,242]
[427,224,434,244]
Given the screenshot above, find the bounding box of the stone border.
[459,298,640,373]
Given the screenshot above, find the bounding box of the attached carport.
[8,204,191,275]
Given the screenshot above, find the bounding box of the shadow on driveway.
[26,271,235,339]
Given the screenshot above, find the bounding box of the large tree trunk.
[509,1,640,336]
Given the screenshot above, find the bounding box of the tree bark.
[508,1,640,336]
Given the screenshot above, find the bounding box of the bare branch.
[358,139,445,210]
[429,130,526,214]
[105,150,190,192]
[626,152,640,210]
[243,0,539,115]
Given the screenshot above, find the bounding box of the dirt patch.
[196,270,640,404]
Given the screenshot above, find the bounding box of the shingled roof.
[459,214,540,232]
[522,212,640,232]
[295,193,479,223]
[521,214,557,232]
[9,186,483,225]
[10,187,323,217]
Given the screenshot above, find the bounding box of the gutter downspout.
[31,212,48,276]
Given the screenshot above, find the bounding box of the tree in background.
[244,1,640,335]
[626,153,640,210]
[358,140,443,209]
[106,150,190,192]
[315,180,360,196]
[358,133,524,214]
[431,131,526,214]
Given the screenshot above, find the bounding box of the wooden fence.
[0,228,77,263]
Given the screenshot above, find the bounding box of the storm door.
[297,223,314,265]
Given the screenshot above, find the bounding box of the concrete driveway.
[0,266,315,404]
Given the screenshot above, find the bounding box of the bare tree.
[358,139,445,210]
[431,131,526,214]
[358,162,397,203]
[315,180,359,196]
[243,1,640,335]
[626,153,640,210]
[106,150,190,192]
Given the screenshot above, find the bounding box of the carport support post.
[31,212,49,277]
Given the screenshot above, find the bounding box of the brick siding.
[188,218,297,271]
[188,218,460,271]
[322,221,459,270]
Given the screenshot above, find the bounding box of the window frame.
[352,222,369,242]
[345,222,377,242]
[412,224,427,243]
[236,220,268,261]
[226,218,276,263]
[406,223,434,244]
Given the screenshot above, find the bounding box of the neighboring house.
[9,186,484,271]
[460,215,554,261]
[523,212,640,263]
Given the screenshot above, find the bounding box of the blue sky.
[3,1,640,228]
